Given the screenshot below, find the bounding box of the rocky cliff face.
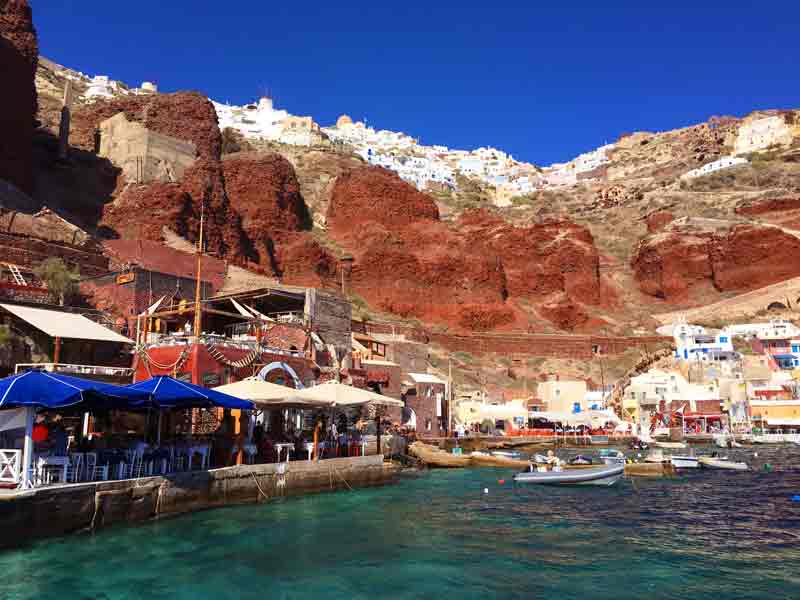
[632,218,800,301]
[70,92,248,260]
[0,0,38,196]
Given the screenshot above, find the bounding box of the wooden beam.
[148,305,248,320]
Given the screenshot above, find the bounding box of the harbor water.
[1,446,799,599]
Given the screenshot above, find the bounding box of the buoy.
[498,479,505,485]
[483,487,489,494]
[764,463,773,472]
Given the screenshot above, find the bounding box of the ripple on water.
[0,445,798,599]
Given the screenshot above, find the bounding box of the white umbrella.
[293,381,404,407]
[213,377,327,408]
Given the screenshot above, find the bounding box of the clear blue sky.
[35,1,799,165]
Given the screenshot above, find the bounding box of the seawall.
[0,455,398,552]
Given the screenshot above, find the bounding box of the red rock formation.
[457,208,603,305]
[0,0,38,195]
[222,152,310,265]
[274,232,338,289]
[327,167,513,330]
[736,197,800,230]
[328,166,438,235]
[633,221,800,300]
[71,92,248,260]
[645,210,674,233]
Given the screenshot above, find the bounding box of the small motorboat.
[655,441,687,450]
[698,456,748,471]
[630,440,649,451]
[568,455,593,466]
[644,449,667,463]
[670,455,699,469]
[514,462,624,486]
[491,450,522,459]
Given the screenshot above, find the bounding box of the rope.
[251,472,269,501]
[206,343,261,369]
[137,346,189,371]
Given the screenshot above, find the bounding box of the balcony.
[14,363,134,380]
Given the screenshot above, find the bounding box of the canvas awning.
[407,373,447,385]
[293,381,403,407]
[0,303,133,344]
[213,378,329,409]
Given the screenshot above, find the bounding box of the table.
[304,442,327,461]
[36,456,68,486]
[275,443,295,463]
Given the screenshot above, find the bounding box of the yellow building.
[538,380,587,414]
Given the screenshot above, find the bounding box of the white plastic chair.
[66,453,83,483]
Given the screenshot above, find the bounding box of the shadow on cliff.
[30,129,121,237]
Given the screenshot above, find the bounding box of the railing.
[14,363,134,379]
[0,449,22,484]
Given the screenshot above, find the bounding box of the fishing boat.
[670,455,699,469]
[714,434,742,449]
[514,462,624,486]
[654,441,687,450]
[698,456,748,471]
[409,442,472,468]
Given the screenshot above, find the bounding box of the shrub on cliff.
[35,257,80,305]
[221,127,253,155]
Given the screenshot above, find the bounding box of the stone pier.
[0,455,398,551]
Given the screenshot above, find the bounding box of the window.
[426,419,432,431]
[719,336,728,343]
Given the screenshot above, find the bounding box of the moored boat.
[698,456,748,471]
[514,463,624,486]
[670,455,699,469]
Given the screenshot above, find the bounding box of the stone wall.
[0,455,397,551]
[0,231,108,276]
[99,112,197,184]
[307,289,352,358]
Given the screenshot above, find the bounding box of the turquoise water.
[2,447,800,599]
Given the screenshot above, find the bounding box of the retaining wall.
[0,455,397,551]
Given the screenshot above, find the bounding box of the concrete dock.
[0,455,399,551]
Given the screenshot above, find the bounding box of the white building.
[680,156,748,180]
[669,318,736,362]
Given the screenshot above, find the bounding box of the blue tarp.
[126,376,254,410]
[0,370,150,410]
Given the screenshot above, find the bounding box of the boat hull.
[514,464,624,486]
[670,456,699,469]
[698,457,748,471]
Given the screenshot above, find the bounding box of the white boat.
[698,456,748,471]
[713,434,741,448]
[655,441,687,449]
[670,455,699,469]
[644,449,667,463]
[514,462,624,486]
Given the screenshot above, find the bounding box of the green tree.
[35,258,80,306]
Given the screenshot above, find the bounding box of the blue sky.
[35,1,799,165]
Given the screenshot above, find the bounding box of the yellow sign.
[116,272,135,285]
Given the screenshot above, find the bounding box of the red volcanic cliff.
[71,92,248,260]
[327,166,439,234]
[0,0,38,195]
[457,208,602,304]
[632,220,800,300]
[222,152,310,264]
[328,167,514,330]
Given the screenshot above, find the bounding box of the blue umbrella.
[127,376,254,410]
[0,370,149,410]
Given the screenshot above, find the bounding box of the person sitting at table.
[50,416,69,456]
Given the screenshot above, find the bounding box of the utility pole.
[193,201,205,338]
[448,357,453,435]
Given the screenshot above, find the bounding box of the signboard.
[116,272,135,285]
[202,373,221,387]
